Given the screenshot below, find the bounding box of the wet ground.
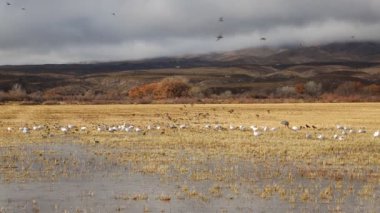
[1,139,378,213]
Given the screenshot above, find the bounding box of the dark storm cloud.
[0,0,380,64]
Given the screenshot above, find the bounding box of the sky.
[1,0,380,65]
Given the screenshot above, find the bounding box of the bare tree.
[304,81,322,97]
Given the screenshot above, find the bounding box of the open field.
[0,103,379,212]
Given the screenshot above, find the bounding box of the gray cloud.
[0,0,380,64]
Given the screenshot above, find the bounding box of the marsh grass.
[0,103,379,211]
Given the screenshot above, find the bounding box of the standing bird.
[306,133,312,139]
[253,130,262,137]
[374,130,380,138]
[280,120,289,128]
[317,134,325,140]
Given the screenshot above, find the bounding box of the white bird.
[7,127,12,132]
[253,131,262,137]
[306,133,312,139]
[21,127,29,134]
[270,127,278,132]
[358,129,366,134]
[291,126,300,131]
[147,125,152,130]
[108,127,117,132]
[60,127,68,133]
[374,130,380,138]
[229,124,235,130]
[333,134,339,140]
[204,124,211,129]
[317,134,325,140]
[80,127,87,131]
[67,124,75,129]
[179,124,187,129]
[156,126,161,130]
[239,125,246,131]
[135,127,142,132]
[33,125,43,131]
[214,124,222,130]
[336,125,343,130]
[262,126,269,132]
[250,125,259,131]
[118,125,126,131]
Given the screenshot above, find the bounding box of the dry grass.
[0,103,379,208]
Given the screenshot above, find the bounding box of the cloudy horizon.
[1,0,380,65]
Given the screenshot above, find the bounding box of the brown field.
[0,103,379,212]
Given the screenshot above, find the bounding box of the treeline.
[0,77,379,104]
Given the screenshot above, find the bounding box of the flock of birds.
[4,2,359,44]
[216,16,266,42]
[5,121,380,141]
[3,1,25,10]
[3,2,255,42]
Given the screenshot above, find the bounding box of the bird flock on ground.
[4,120,380,141]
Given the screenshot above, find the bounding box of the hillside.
[0,42,379,103]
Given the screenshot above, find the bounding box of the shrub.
[128,77,190,100]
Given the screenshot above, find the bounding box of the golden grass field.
[0,103,379,212]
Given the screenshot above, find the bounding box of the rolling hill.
[0,41,379,103]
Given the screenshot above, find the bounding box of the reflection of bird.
[216,34,223,41]
[219,17,224,22]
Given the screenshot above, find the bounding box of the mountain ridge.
[1,42,380,74]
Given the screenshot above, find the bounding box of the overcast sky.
[1,0,380,65]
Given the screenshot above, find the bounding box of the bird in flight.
[219,17,224,22]
[112,13,116,16]
[6,2,11,6]
[216,34,223,41]
[260,37,266,41]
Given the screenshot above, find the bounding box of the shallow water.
[0,142,378,212]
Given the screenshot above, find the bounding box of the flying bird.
[260,37,266,41]
[22,7,26,10]
[219,17,224,22]
[6,2,11,6]
[112,13,116,16]
[216,34,223,41]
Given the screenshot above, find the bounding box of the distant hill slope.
[1,42,380,74]
[0,41,379,103]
